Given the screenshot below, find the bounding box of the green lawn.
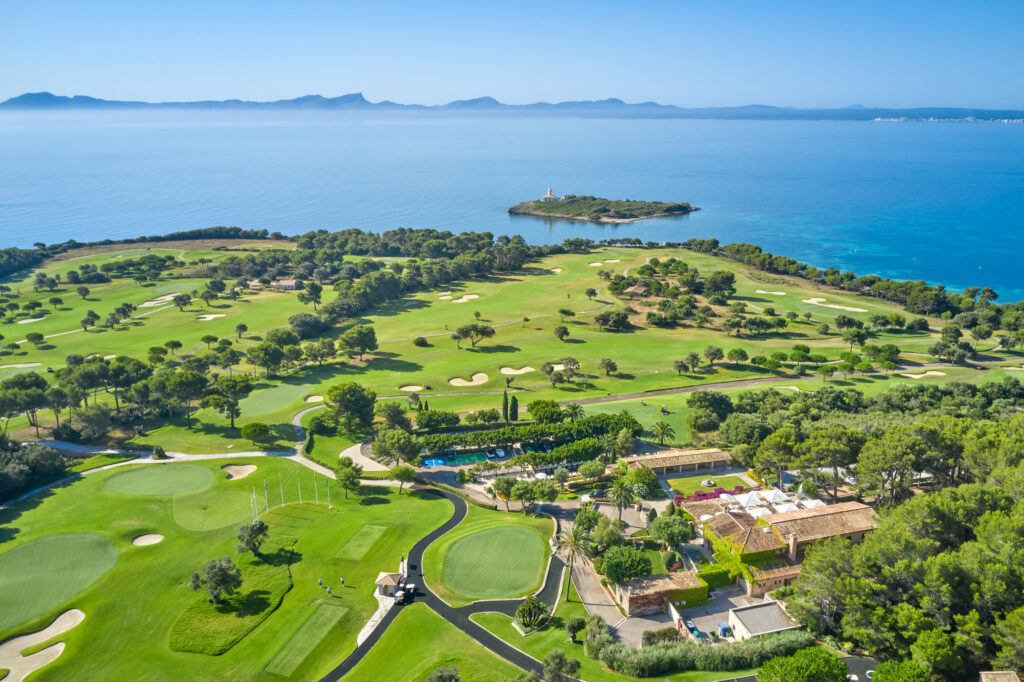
[263,602,347,677]
[0,458,453,680]
[103,463,214,495]
[0,534,118,630]
[423,505,552,607]
[344,603,523,681]
[667,474,750,498]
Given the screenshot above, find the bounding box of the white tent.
[719,493,737,503]
[748,507,773,518]
[761,488,788,504]
[735,492,764,508]
[772,502,800,514]
[799,498,826,509]
[699,514,714,522]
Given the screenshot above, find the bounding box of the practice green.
[0,534,118,630]
[441,527,545,600]
[104,464,214,495]
[264,603,347,677]
[335,524,388,560]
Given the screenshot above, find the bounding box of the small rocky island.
[508,188,699,223]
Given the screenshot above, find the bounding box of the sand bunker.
[449,372,488,387]
[132,534,164,546]
[450,294,479,304]
[778,385,810,393]
[501,366,536,375]
[103,354,117,360]
[305,395,324,403]
[399,385,424,391]
[0,362,41,370]
[589,262,603,266]
[1005,367,1024,371]
[139,293,180,308]
[222,464,257,480]
[196,314,226,321]
[550,268,562,274]
[438,291,451,296]
[756,289,787,296]
[603,259,621,263]
[16,318,44,324]
[438,295,453,300]
[0,609,85,682]
[802,297,867,313]
[899,371,947,379]
[550,363,566,371]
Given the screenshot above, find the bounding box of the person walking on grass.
[327,586,332,596]
[319,578,323,587]
[341,576,345,587]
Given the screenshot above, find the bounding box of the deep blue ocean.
[1,112,1022,299]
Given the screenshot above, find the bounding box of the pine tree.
[509,395,519,421]
[502,391,509,421]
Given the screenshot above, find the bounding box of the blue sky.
[2,0,1023,107]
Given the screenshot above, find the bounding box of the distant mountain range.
[2,91,1022,121]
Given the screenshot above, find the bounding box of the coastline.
[507,203,700,224]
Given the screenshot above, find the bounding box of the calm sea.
[1,112,1022,299]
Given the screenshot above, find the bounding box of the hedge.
[420,413,640,454]
[598,630,815,677]
[697,565,732,589]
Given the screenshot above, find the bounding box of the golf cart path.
[321,490,565,681]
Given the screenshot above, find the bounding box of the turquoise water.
[1,112,1022,299]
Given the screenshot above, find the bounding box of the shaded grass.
[168,539,296,655]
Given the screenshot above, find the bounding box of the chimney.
[787,533,798,562]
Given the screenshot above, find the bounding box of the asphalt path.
[321,490,565,681]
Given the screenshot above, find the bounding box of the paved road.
[321,491,565,681]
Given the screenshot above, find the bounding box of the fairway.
[344,603,521,682]
[263,603,347,677]
[335,524,388,560]
[0,534,118,630]
[103,464,214,495]
[172,488,255,531]
[442,527,546,600]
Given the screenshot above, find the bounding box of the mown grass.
[422,504,552,607]
[344,602,522,682]
[67,453,136,473]
[0,458,453,680]
[667,474,749,497]
[168,539,296,655]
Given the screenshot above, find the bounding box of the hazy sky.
[3,0,1023,108]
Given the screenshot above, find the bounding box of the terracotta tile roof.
[617,571,702,597]
[764,501,877,543]
[705,510,757,539]
[679,498,727,520]
[620,448,730,469]
[980,674,1022,682]
[734,526,785,554]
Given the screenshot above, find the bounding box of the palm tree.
[650,421,676,446]
[556,525,593,601]
[599,433,617,463]
[564,403,584,422]
[609,479,635,521]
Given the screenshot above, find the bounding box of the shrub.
[663,550,679,572]
[565,493,577,500]
[599,630,815,677]
[591,556,605,574]
[412,336,429,347]
[642,627,682,646]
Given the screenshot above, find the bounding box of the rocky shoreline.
[507,201,699,224]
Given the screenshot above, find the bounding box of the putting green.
[441,527,546,600]
[335,524,388,560]
[173,488,255,531]
[0,534,118,630]
[104,464,214,496]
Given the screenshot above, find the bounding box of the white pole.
[264,482,269,513]
[327,480,332,509]
[298,474,302,504]
[314,475,319,505]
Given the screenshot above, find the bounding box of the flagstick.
[314,474,319,505]
[327,480,332,509]
[297,473,302,504]
[279,477,284,508]
[264,481,269,513]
